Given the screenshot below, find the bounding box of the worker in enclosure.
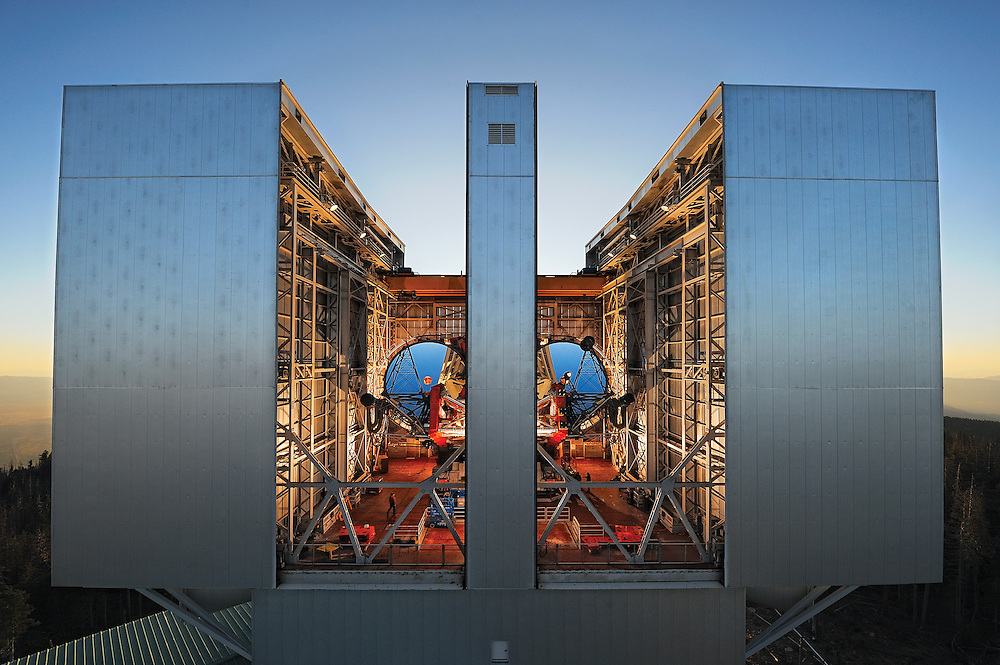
[545,371,573,463]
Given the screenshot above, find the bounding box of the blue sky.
[0,0,997,377]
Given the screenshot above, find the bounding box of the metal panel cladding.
[52,83,280,588]
[252,587,746,664]
[465,82,537,589]
[723,85,943,587]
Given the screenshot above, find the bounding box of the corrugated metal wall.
[723,85,943,587]
[253,587,745,664]
[52,84,280,588]
[465,83,538,589]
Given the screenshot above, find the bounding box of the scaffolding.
[585,112,726,560]
[274,94,407,566]
[274,84,727,572]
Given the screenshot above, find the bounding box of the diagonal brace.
[364,444,467,564]
[745,586,857,659]
[537,490,572,548]
[536,445,632,560]
[137,588,251,661]
[664,490,709,562]
[666,422,724,481]
[630,487,665,564]
[290,490,335,561]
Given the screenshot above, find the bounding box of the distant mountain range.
[943,375,1000,421]
[1,375,998,467]
[0,376,52,467]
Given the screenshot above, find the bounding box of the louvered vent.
[485,85,519,95]
[487,123,516,144]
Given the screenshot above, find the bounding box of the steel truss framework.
[602,279,631,473]
[651,180,726,546]
[383,279,709,569]
[579,125,727,562]
[275,99,726,571]
[538,298,602,343]
[275,118,416,566]
[277,247,725,568]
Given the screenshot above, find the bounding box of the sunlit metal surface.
[722,85,942,587]
[465,82,538,589]
[53,83,280,588]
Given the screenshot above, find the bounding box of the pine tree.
[0,578,37,660]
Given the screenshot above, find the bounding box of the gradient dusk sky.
[0,0,997,378]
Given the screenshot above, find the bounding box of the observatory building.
[50,81,942,663]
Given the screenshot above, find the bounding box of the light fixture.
[329,203,338,212]
[359,230,367,239]
[629,231,638,240]
[660,204,670,212]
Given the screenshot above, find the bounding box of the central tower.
[466,82,538,589]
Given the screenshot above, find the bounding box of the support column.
[465,82,537,589]
[337,269,351,481]
[645,270,658,481]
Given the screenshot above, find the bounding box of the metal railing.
[293,540,702,568]
[536,504,571,523]
[294,542,464,568]
[536,541,703,567]
[281,163,323,200]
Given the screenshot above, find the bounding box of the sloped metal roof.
[5,603,251,665]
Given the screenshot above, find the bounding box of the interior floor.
[293,456,703,568]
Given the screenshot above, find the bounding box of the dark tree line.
[942,417,1000,633]
[0,452,155,661]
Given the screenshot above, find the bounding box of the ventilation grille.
[488,123,516,144]
[485,85,519,95]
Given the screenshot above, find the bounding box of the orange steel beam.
[383,274,608,297]
[383,275,465,297]
[537,275,607,297]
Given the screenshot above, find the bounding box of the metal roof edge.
[586,84,723,253]
[7,603,252,665]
